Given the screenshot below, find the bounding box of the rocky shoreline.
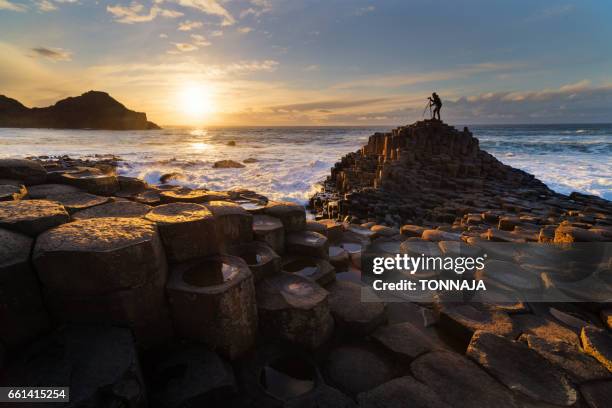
[0,120,611,407]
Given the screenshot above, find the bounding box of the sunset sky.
[1,0,611,126]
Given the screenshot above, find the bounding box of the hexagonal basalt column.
[0,228,49,349]
[27,183,81,198]
[60,169,119,196]
[253,214,285,255]
[227,241,281,282]
[286,231,329,259]
[207,201,253,246]
[47,192,109,214]
[145,203,219,262]
[160,188,209,204]
[281,256,336,286]
[33,218,171,346]
[34,218,167,295]
[73,201,152,220]
[0,199,70,236]
[263,201,306,232]
[166,255,258,360]
[256,273,334,349]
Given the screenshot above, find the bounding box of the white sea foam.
[1,124,610,202]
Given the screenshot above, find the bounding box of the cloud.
[159,33,168,38]
[190,34,210,46]
[240,0,272,18]
[332,62,523,89]
[210,29,223,37]
[172,42,198,52]
[107,3,183,24]
[35,0,56,11]
[269,98,389,113]
[354,5,375,16]
[178,20,203,31]
[527,4,574,21]
[30,46,73,61]
[303,64,320,72]
[237,26,252,34]
[163,0,235,26]
[0,0,27,11]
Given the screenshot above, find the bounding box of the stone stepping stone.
[315,218,343,242]
[47,192,109,214]
[256,272,333,349]
[115,176,147,197]
[26,183,81,198]
[485,228,526,243]
[286,231,329,259]
[438,240,482,257]
[146,203,218,262]
[438,304,515,348]
[346,224,376,239]
[253,214,285,255]
[370,225,400,238]
[0,199,69,236]
[421,229,461,242]
[520,334,610,383]
[475,259,541,291]
[467,331,577,406]
[61,169,119,196]
[324,345,395,397]
[282,255,335,286]
[498,216,522,231]
[306,220,326,234]
[512,314,580,345]
[0,184,27,201]
[166,255,257,360]
[160,188,209,204]
[149,345,235,408]
[411,351,520,408]
[400,224,426,237]
[356,376,451,408]
[329,245,349,270]
[132,189,161,205]
[555,224,605,243]
[73,200,151,220]
[0,158,46,185]
[263,201,306,232]
[581,326,612,373]
[34,217,166,295]
[465,237,518,261]
[207,200,253,245]
[5,325,146,407]
[327,281,385,336]
[400,239,442,257]
[371,322,442,361]
[0,228,48,348]
[579,380,612,408]
[227,241,280,282]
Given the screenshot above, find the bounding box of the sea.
[1,124,610,203]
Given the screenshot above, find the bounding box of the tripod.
[422,99,433,118]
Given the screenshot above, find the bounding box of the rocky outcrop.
[0,91,160,130]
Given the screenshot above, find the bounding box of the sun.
[178,83,216,119]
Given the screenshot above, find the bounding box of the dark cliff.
[0,91,160,130]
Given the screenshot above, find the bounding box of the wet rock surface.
[0,158,47,185]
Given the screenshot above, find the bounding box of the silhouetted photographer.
[428,92,442,120]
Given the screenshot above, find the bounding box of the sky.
[1,0,612,126]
